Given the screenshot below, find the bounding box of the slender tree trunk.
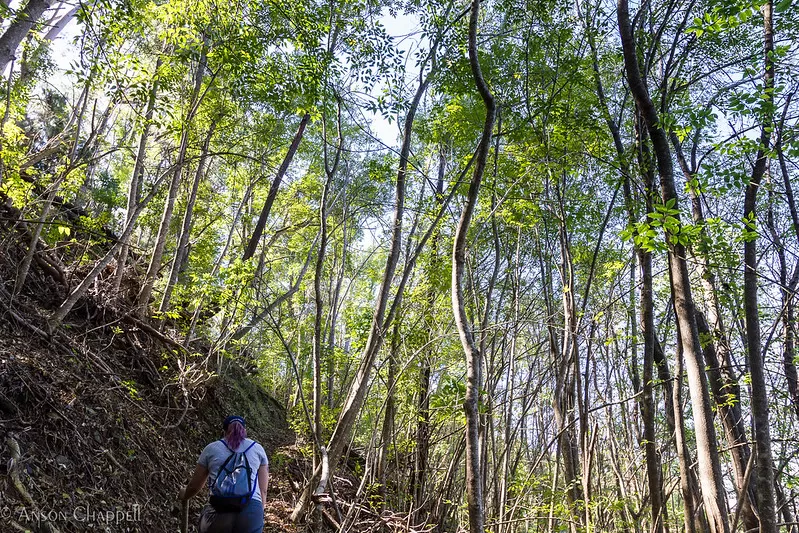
[326,225,346,411]
[695,310,758,528]
[114,57,162,293]
[242,113,310,262]
[639,242,664,533]
[376,319,400,509]
[774,104,799,426]
[49,172,168,329]
[433,435,467,533]
[671,134,759,530]
[410,144,445,524]
[312,209,327,469]
[312,101,342,471]
[452,0,495,529]
[497,229,520,533]
[585,22,665,528]
[670,340,699,533]
[551,176,581,528]
[290,39,440,523]
[479,113,502,520]
[630,116,664,533]
[742,1,778,529]
[159,121,216,312]
[137,42,207,316]
[617,2,729,530]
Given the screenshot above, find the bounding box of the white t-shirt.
[198,438,269,502]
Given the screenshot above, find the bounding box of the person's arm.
[258,464,269,509]
[179,464,209,501]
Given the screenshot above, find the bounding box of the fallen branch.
[6,437,61,533]
[7,437,34,506]
[122,313,190,354]
[321,508,342,531]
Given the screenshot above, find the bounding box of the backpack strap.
[248,470,259,501]
[243,442,260,503]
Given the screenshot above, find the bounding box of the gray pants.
[198,499,264,533]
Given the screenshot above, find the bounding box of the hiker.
[178,415,269,533]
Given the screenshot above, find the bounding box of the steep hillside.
[0,214,300,532]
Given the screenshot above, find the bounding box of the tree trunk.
[670,339,704,533]
[671,133,759,530]
[774,100,799,425]
[452,0,495,530]
[326,235,345,410]
[585,21,665,528]
[376,319,400,509]
[137,42,207,316]
[554,199,581,520]
[639,243,664,533]
[312,103,341,468]
[695,310,758,529]
[290,38,440,523]
[632,116,664,533]
[242,113,310,262]
[114,57,162,293]
[742,1,778,529]
[159,121,216,312]
[0,0,53,75]
[617,1,729,530]
[410,144,445,525]
[497,229,520,533]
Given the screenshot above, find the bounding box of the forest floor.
[0,207,366,532]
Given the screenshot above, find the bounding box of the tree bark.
[742,1,778,530]
[159,121,216,312]
[114,57,162,293]
[451,0,495,530]
[242,112,310,262]
[0,0,53,75]
[616,1,729,530]
[137,41,207,316]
